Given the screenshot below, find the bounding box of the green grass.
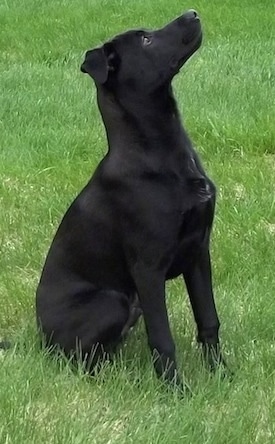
[1,0,275,442]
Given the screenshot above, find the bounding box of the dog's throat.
[98,85,183,150]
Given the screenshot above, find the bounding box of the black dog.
[36,9,225,387]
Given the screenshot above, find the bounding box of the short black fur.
[36,10,226,388]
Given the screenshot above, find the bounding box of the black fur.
[36,10,225,387]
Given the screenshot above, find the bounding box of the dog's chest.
[176,154,214,214]
[174,160,215,248]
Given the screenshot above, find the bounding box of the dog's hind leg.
[41,288,133,372]
[121,293,142,339]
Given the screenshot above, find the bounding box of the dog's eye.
[142,35,152,46]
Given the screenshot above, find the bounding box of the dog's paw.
[160,370,193,398]
[201,344,233,380]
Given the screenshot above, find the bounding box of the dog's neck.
[96,83,192,153]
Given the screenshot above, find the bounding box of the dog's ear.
[81,48,108,83]
[80,44,118,84]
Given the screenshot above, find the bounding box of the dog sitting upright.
[36,9,226,388]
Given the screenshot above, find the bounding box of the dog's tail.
[0,340,12,350]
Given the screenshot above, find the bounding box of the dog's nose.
[184,9,198,20]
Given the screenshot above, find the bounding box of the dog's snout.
[184,9,199,20]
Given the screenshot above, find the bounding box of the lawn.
[1,0,275,442]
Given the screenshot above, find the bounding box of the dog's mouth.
[182,16,202,45]
[171,30,202,72]
[172,18,202,72]
[182,29,203,58]
[183,28,202,46]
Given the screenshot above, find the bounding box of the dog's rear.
[36,10,226,387]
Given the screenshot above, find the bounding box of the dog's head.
[81,10,202,92]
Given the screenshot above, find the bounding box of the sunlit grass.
[1,0,275,442]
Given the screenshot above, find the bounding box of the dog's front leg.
[183,247,227,372]
[131,265,180,386]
